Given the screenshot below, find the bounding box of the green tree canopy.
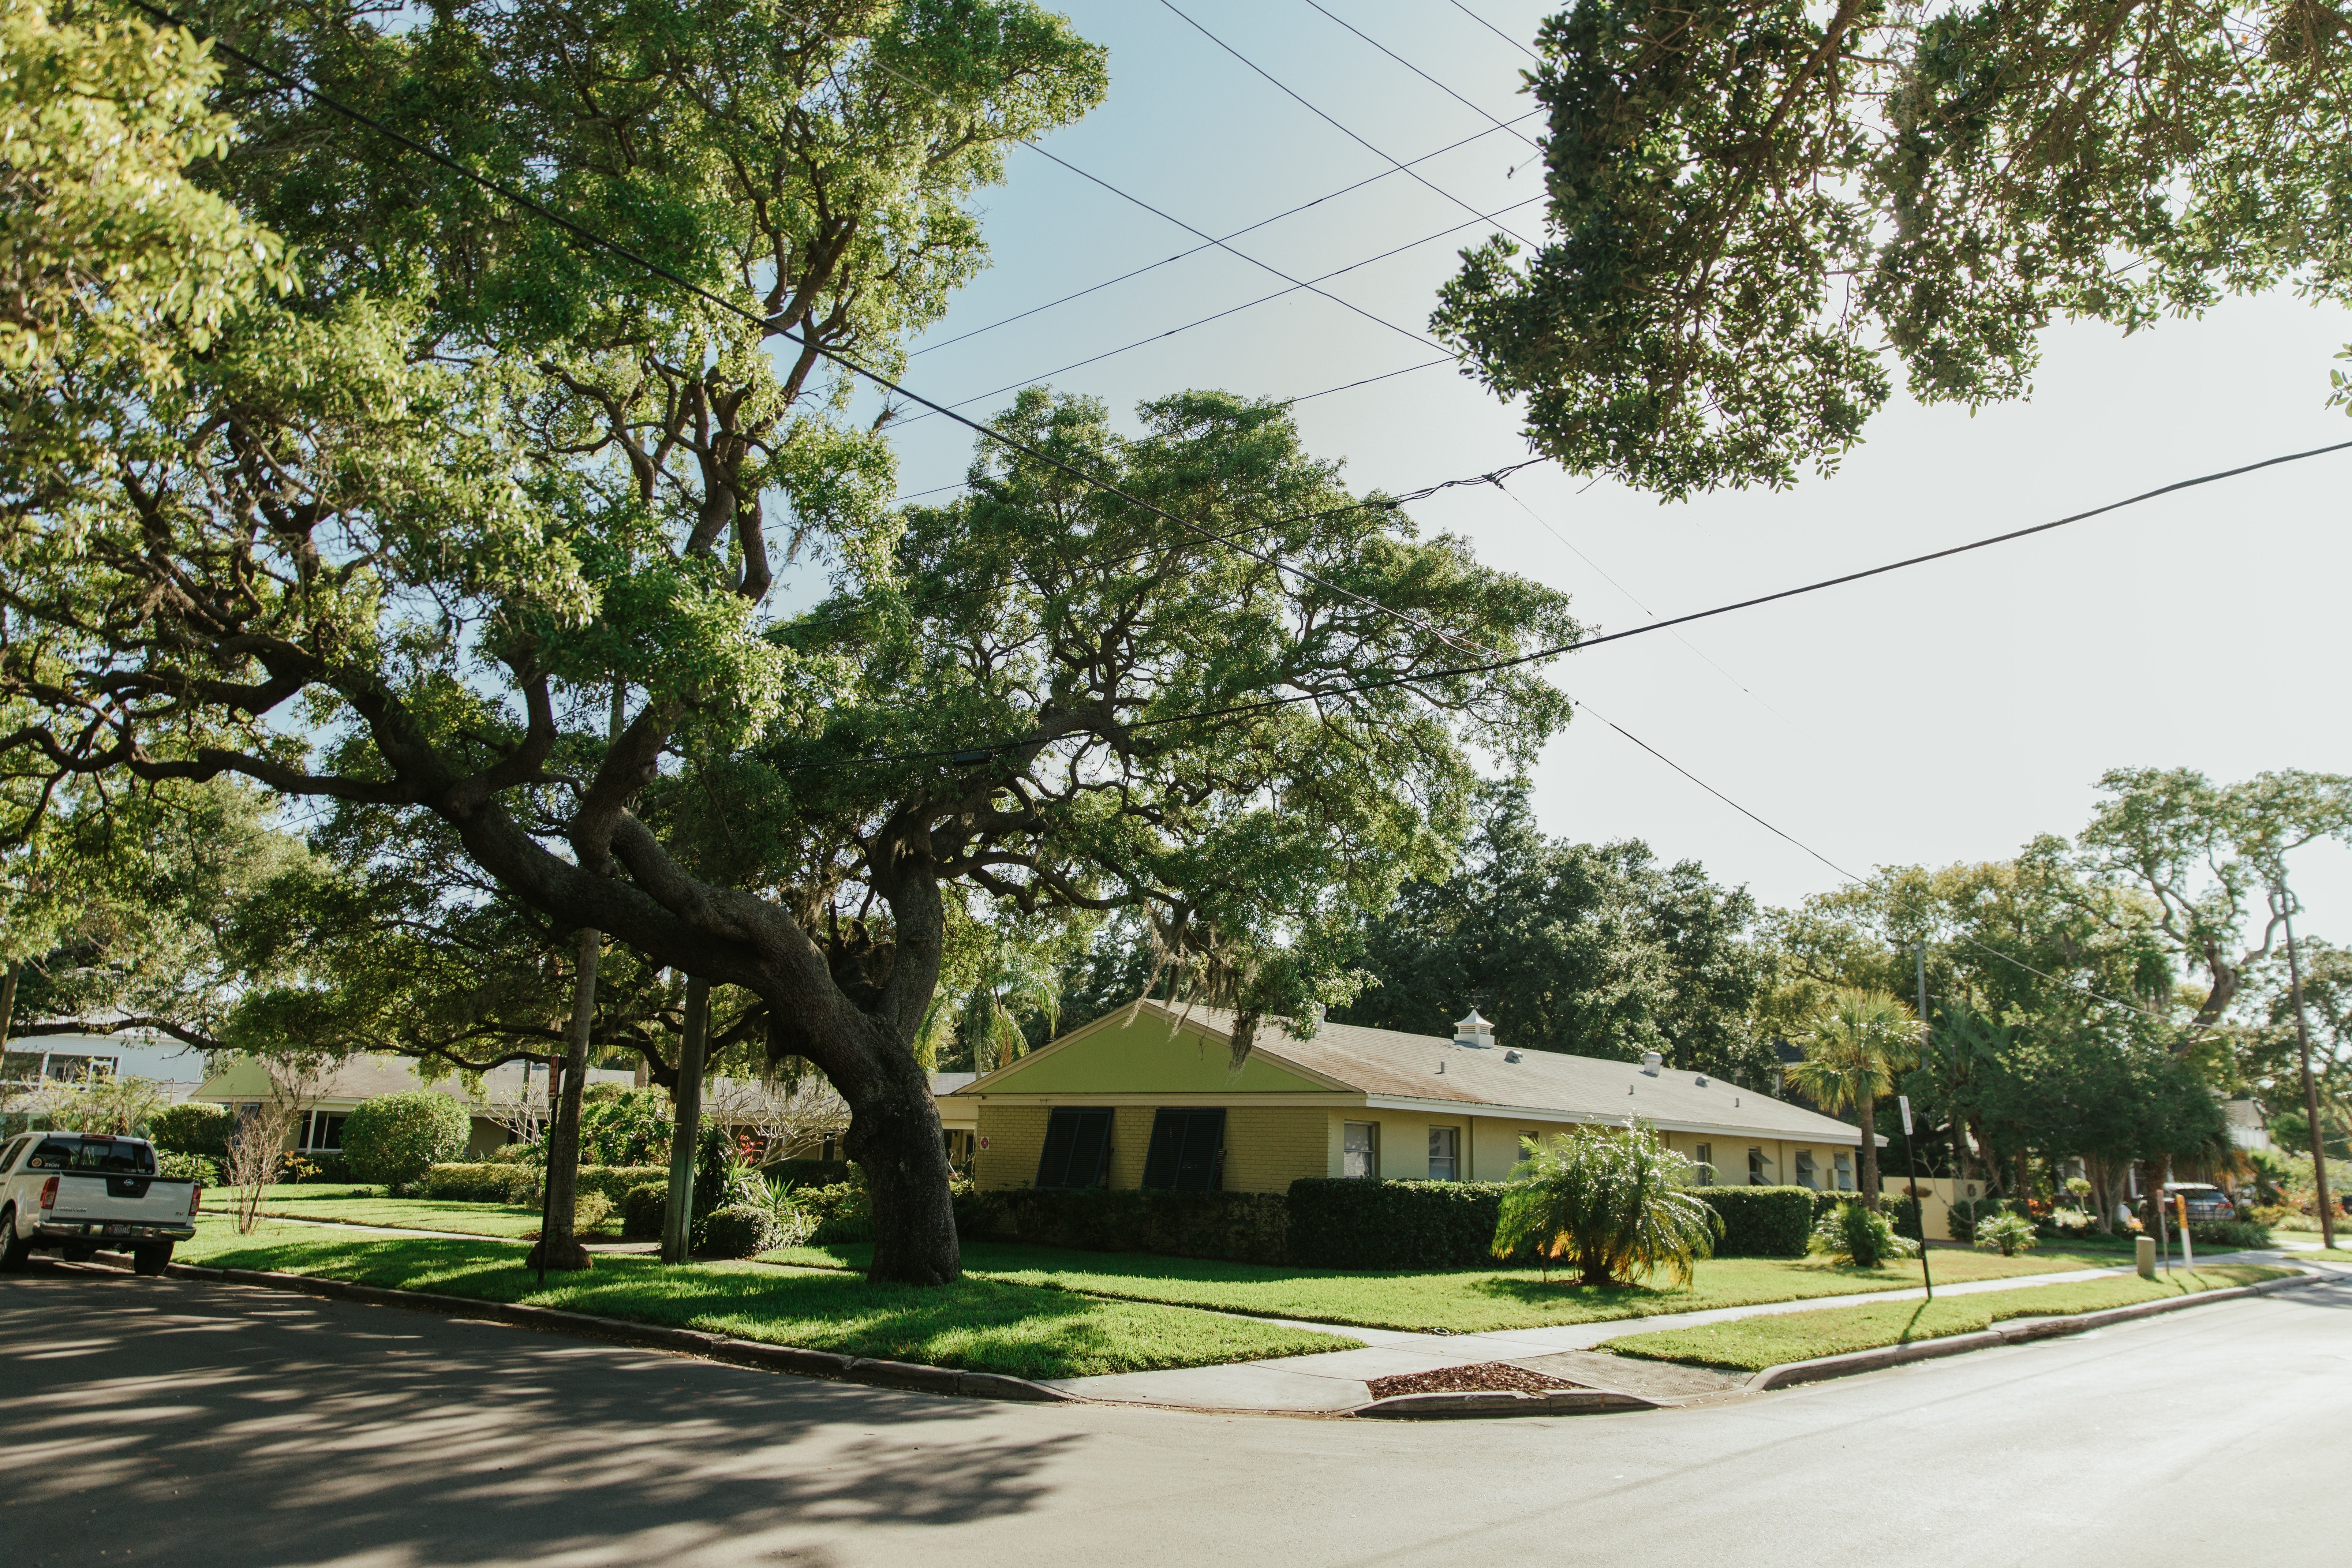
[0,1,1581,1282]
[1334,780,1767,1080]
[1438,0,2352,495]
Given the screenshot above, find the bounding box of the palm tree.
[1787,987,1923,1205]
[1492,1122,1721,1287]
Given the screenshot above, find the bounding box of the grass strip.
[1601,1265,2291,1373]
[176,1218,1354,1380]
[240,1186,620,1241]
[758,1239,2121,1334]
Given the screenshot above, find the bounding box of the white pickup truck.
[0,1131,201,1275]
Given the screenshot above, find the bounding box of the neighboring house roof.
[197,1055,633,1109]
[958,1000,1868,1147]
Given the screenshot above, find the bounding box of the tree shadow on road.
[4,1264,1090,1568]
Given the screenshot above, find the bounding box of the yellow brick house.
[957,1001,1873,1194]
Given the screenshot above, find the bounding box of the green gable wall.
[979,1014,1331,1096]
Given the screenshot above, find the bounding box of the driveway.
[5,1262,2347,1566]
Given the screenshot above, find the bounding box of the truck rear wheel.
[133,1241,175,1276]
[0,1208,28,1271]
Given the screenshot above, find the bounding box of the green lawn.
[228,1184,582,1240]
[760,1239,2123,1334]
[1602,1265,2290,1373]
[174,1219,1355,1380]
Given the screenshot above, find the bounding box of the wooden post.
[661,977,711,1264]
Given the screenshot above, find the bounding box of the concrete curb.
[1352,1388,1657,1420]
[1742,1270,2323,1392]
[157,1261,1076,1404]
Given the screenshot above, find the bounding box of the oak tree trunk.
[660,976,710,1265]
[845,1042,960,1287]
[529,927,599,1273]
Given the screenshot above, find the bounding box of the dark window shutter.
[1036,1108,1115,1189]
[1141,1109,1226,1192]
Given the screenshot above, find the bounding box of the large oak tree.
[2,0,1581,1282]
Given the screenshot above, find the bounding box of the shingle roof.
[1153,1003,1866,1145]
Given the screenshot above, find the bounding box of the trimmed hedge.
[1286,1178,1507,1269]
[417,1163,538,1203]
[621,1182,666,1242]
[149,1102,231,1159]
[1691,1186,1814,1257]
[764,1158,852,1189]
[965,1186,1291,1265]
[699,1204,784,1258]
[416,1161,667,1205]
[2190,1218,2272,1249]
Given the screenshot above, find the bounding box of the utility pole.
[1909,942,1935,1300]
[2283,906,2337,1252]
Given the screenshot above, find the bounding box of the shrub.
[763,1158,852,1189]
[1286,1178,1508,1269]
[417,1163,539,1203]
[573,1190,614,1234]
[1948,1195,2016,1242]
[579,1087,672,1165]
[1692,1186,1814,1257]
[2189,1218,2272,1249]
[965,1187,1290,1264]
[149,1102,232,1159]
[1814,1187,1921,1240]
[1492,1123,1719,1287]
[697,1203,784,1259]
[579,1164,670,1204]
[1973,1211,2038,1257]
[1812,1199,1921,1267]
[621,1182,667,1241]
[2041,1207,2097,1238]
[157,1150,218,1183]
[804,1173,875,1244]
[343,1093,471,1194]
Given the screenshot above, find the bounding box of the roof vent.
[1641,1051,1662,1075]
[1436,1060,1446,1074]
[1453,1008,1496,1049]
[1504,1049,1523,1064]
[1695,1074,1710,1088]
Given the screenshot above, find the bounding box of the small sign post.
[1898,1092,1932,1300]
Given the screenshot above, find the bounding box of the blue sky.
[847,0,2352,944]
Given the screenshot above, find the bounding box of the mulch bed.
[1366,1361,1583,1400]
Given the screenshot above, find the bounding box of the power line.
[139,5,1478,658]
[1014,141,1448,357]
[909,109,1544,361]
[777,433,2352,769]
[1446,0,1544,62]
[1296,0,1541,149]
[1155,0,1541,251]
[897,194,1542,427]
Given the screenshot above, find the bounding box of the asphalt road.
[5,1262,2346,1568]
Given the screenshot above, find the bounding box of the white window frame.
[1427,1125,1461,1182]
[1342,1121,1380,1180]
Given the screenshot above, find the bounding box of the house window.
[1142,1109,1226,1192]
[1427,1126,1461,1182]
[1834,1151,1854,1191]
[1342,1121,1380,1180]
[1748,1147,1768,1186]
[1034,1108,1115,1190]
[306,1112,348,1151]
[1794,1150,1817,1189]
[1694,1142,1714,1184]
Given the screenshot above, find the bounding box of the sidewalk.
[1042,1264,2140,1412]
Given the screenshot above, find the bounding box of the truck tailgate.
[49,1172,198,1223]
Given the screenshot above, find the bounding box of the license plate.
[105,1224,130,1236]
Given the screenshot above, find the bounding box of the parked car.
[0,1132,201,1275]
[2161,1182,2236,1224]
